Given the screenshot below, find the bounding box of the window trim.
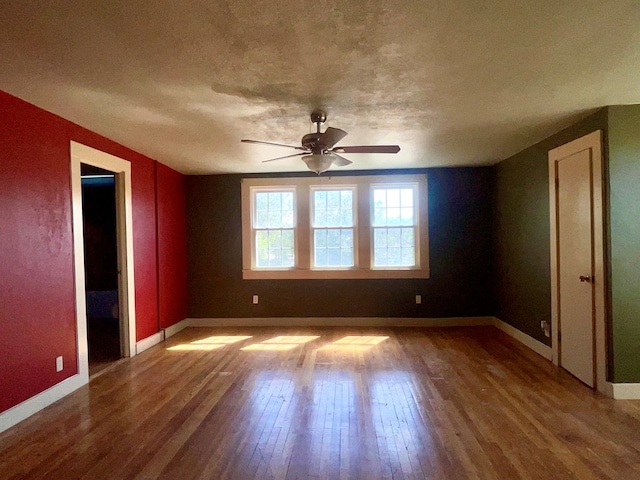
[310,184,357,270]
[241,174,429,280]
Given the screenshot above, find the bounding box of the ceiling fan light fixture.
[302,154,333,174]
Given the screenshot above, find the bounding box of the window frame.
[241,174,429,280]
[310,185,358,270]
[370,182,420,270]
[250,186,297,270]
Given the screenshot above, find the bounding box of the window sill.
[242,268,430,280]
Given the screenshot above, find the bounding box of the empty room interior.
[1,2,640,479]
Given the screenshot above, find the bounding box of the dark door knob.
[579,275,592,283]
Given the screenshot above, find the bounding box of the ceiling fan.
[241,110,401,174]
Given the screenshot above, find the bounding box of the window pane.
[342,248,354,266]
[257,248,269,267]
[387,228,401,247]
[401,228,414,247]
[283,249,295,267]
[373,226,416,267]
[268,192,281,210]
[387,207,401,226]
[282,230,294,248]
[327,230,340,248]
[373,189,386,208]
[401,247,415,266]
[315,247,327,267]
[400,188,413,207]
[269,229,281,247]
[340,208,352,227]
[341,190,352,207]
[374,248,388,266]
[388,247,401,266]
[282,192,294,211]
[256,230,269,249]
[256,192,268,210]
[269,249,282,266]
[326,207,340,227]
[327,248,341,266]
[387,189,400,207]
[400,207,413,225]
[313,227,354,268]
[255,210,268,229]
[315,229,327,248]
[282,209,294,228]
[374,228,387,247]
[315,190,327,209]
[373,207,386,226]
[341,229,353,248]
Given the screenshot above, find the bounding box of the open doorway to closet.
[71,141,137,383]
[81,164,121,375]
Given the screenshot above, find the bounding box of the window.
[253,190,295,268]
[312,188,355,268]
[241,174,428,279]
[371,186,417,267]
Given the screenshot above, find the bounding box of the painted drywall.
[157,163,188,329]
[607,105,640,383]
[187,168,494,319]
[493,109,608,346]
[0,90,187,414]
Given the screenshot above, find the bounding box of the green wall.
[607,105,640,383]
[187,168,495,319]
[493,109,608,346]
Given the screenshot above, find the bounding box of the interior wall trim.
[0,374,86,434]
[606,382,640,400]
[185,316,496,328]
[493,317,553,360]
[136,331,164,355]
[163,318,190,339]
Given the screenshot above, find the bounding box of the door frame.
[71,141,137,381]
[548,130,606,392]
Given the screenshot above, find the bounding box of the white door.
[556,149,594,386]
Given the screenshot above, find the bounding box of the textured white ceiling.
[1,1,639,174]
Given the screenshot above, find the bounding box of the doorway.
[548,131,606,391]
[81,164,121,374]
[71,142,137,383]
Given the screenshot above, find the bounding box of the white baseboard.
[163,318,189,339]
[605,382,640,400]
[0,372,88,434]
[185,316,496,328]
[136,331,164,354]
[492,317,553,360]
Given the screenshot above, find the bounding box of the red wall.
[0,90,187,413]
[157,163,188,328]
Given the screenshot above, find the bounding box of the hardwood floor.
[1,326,639,479]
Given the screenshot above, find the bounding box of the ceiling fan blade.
[322,127,348,148]
[330,153,352,167]
[242,139,305,150]
[262,152,307,163]
[332,145,401,154]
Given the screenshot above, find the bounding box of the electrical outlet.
[252,295,259,305]
[415,294,422,305]
[56,356,63,372]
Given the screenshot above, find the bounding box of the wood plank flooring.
[1,326,639,479]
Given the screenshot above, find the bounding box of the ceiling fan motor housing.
[301,133,327,154]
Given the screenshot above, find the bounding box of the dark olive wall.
[493,109,608,346]
[608,105,640,383]
[187,168,494,319]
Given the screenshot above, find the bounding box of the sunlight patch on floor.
[167,344,224,351]
[167,335,253,351]
[319,335,389,352]
[241,335,320,352]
